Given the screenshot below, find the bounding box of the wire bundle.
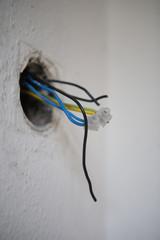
[22,74,108,202]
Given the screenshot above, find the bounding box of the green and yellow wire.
[21,90,97,115]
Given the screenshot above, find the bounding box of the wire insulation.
[25,81,84,126]
[47,79,100,106]
[21,90,97,115]
[20,74,108,202]
[30,76,97,202]
[27,76,85,124]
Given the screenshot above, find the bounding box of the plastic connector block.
[87,113,100,131]
[87,107,112,131]
[98,107,112,127]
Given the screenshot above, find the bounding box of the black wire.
[47,79,100,106]
[31,77,97,202]
[95,95,108,101]
[73,94,108,103]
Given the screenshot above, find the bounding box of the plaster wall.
[0,1,107,240]
[0,0,160,240]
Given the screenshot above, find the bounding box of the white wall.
[0,0,160,240]
[105,0,160,239]
[0,1,107,240]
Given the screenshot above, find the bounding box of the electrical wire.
[21,76,108,104]
[46,79,108,104]
[25,81,84,126]
[72,95,108,103]
[27,76,85,125]
[95,95,108,101]
[47,79,100,106]
[21,90,97,115]
[27,76,97,202]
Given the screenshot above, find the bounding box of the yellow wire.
[21,90,96,115]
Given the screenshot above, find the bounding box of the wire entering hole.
[19,58,53,130]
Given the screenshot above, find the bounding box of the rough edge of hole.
[19,51,61,135]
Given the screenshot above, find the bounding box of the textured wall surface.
[0,1,107,240]
[0,0,160,240]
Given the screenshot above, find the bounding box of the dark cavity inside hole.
[19,58,53,129]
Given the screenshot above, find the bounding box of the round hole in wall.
[19,57,54,132]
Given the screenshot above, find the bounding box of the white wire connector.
[98,107,112,127]
[87,107,112,131]
[87,113,100,131]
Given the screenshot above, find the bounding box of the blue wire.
[25,81,85,126]
[27,76,84,124]
[25,81,84,126]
